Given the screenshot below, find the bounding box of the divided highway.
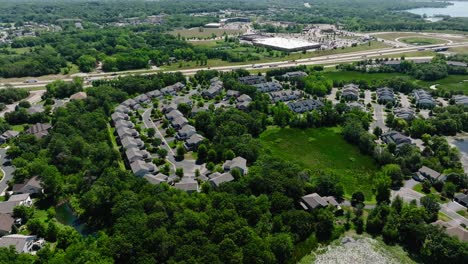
[2,41,468,90]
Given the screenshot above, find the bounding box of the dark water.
[55,203,89,235]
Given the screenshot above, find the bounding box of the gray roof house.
[0,130,20,144]
[413,89,435,109]
[114,119,134,130]
[161,82,185,95]
[376,87,394,104]
[269,90,302,103]
[162,103,178,113]
[282,71,308,79]
[0,213,15,236]
[111,112,129,122]
[130,160,156,177]
[122,98,137,108]
[27,105,45,115]
[417,166,443,182]
[209,172,234,187]
[176,124,196,140]
[0,234,38,253]
[203,79,223,99]
[453,95,468,106]
[134,94,150,104]
[454,193,468,208]
[300,193,339,211]
[393,108,415,120]
[174,178,199,193]
[117,127,139,139]
[254,82,282,93]
[166,109,184,121]
[0,201,22,214]
[121,136,144,150]
[125,147,150,163]
[341,84,360,101]
[226,90,240,98]
[238,75,266,85]
[171,116,189,130]
[143,173,168,185]
[146,90,162,99]
[237,94,252,103]
[223,156,248,175]
[184,134,204,150]
[114,105,130,114]
[287,99,323,113]
[25,123,52,139]
[381,131,411,147]
[11,176,43,195]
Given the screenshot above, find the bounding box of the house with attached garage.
[174,178,199,193]
[0,234,43,253]
[300,193,339,211]
[184,134,204,150]
[176,124,197,140]
[413,89,435,109]
[238,75,266,85]
[209,172,234,188]
[254,82,283,93]
[415,166,444,182]
[171,116,189,130]
[121,136,144,150]
[130,160,156,177]
[11,176,43,195]
[0,130,19,144]
[223,156,248,175]
[341,83,360,101]
[125,147,150,163]
[111,112,129,122]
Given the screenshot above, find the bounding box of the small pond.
[55,202,90,235]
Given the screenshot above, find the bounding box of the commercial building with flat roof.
[252,37,321,52]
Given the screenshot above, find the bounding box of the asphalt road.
[0,148,14,195]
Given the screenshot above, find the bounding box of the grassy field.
[449,46,468,54]
[168,28,244,39]
[260,127,378,200]
[162,40,390,71]
[373,32,468,42]
[107,123,126,171]
[399,37,448,46]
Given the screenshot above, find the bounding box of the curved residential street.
[0,148,14,195]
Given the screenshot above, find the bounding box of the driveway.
[370,103,387,133]
[327,88,339,104]
[0,148,14,195]
[398,93,410,108]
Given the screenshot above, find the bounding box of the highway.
[2,41,468,90]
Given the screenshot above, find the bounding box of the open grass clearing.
[260,126,378,200]
[456,209,466,217]
[399,37,448,46]
[107,123,126,171]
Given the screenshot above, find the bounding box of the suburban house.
[8,194,33,207]
[300,193,339,211]
[11,176,43,195]
[162,103,177,113]
[453,95,468,106]
[0,130,19,144]
[27,105,45,115]
[281,71,307,79]
[114,120,134,130]
[146,90,162,99]
[171,116,189,130]
[0,213,15,236]
[376,87,394,104]
[173,97,193,106]
[184,134,204,150]
[0,201,22,214]
[121,98,137,108]
[223,156,248,175]
[130,160,156,177]
[393,108,415,120]
[0,234,42,253]
[143,173,168,185]
[381,131,411,147]
[346,102,366,112]
[236,94,252,110]
[191,105,209,117]
[416,166,443,182]
[432,220,468,242]
[287,99,323,113]
[269,90,302,103]
[254,82,283,93]
[341,83,360,101]
[25,123,52,139]
[209,172,234,187]
[114,105,130,114]
[226,90,240,98]
[413,89,435,109]
[125,147,150,163]
[176,125,196,140]
[111,112,129,122]
[174,178,199,193]
[134,94,150,104]
[166,109,184,121]
[160,82,185,95]
[202,79,223,99]
[454,193,468,208]
[238,75,266,85]
[121,136,144,150]
[116,127,139,139]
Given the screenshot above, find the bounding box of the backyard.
[260,127,378,200]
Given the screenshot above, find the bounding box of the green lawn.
[11,125,25,132]
[399,37,448,46]
[260,127,378,200]
[107,123,126,171]
[456,209,466,217]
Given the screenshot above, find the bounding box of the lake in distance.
[406,1,468,18]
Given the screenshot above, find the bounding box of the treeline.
[0,88,29,104]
